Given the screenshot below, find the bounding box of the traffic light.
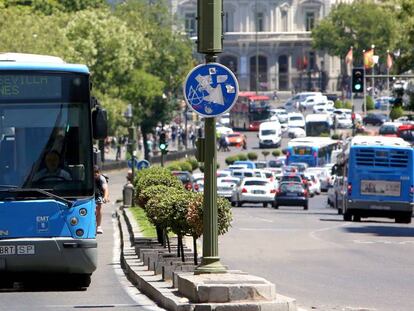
[352,68,364,93]
[159,131,168,154]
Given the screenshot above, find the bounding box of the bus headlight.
[70,217,79,226]
[79,208,87,216]
[76,229,84,237]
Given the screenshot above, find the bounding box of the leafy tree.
[272,149,281,157]
[395,0,414,73]
[312,2,398,68]
[247,152,258,160]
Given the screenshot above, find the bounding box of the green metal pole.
[195,115,226,274]
[194,0,226,274]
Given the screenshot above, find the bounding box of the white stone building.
[170,0,349,92]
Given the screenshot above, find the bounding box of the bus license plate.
[0,245,35,255]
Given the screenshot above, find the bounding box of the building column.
[288,54,292,90]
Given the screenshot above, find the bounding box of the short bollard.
[123,182,134,207]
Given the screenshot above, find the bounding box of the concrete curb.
[117,206,298,311]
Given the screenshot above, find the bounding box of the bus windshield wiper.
[0,185,18,188]
[0,188,73,207]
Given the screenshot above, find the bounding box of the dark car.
[362,113,388,126]
[172,171,199,191]
[273,182,309,210]
[268,159,285,168]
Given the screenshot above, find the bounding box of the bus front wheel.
[343,211,352,221]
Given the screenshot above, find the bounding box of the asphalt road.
[215,126,414,311]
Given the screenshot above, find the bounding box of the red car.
[227,132,245,147]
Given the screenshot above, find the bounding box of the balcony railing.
[223,31,312,43]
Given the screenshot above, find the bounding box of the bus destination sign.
[0,75,62,100]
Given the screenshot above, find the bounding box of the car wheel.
[395,213,412,224]
[237,201,243,207]
[353,215,361,222]
[303,203,308,210]
[263,202,268,208]
[231,201,236,207]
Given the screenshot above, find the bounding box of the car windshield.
[173,173,191,183]
[282,176,301,182]
[379,125,397,134]
[244,180,268,186]
[0,72,93,197]
[290,116,303,121]
[262,129,276,135]
[280,183,303,192]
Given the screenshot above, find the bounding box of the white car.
[287,112,305,129]
[306,167,331,192]
[270,108,288,123]
[231,177,276,207]
[217,177,239,199]
[333,109,362,124]
[217,169,232,178]
[335,114,353,129]
[313,102,334,114]
[288,127,306,138]
[300,95,328,109]
[304,173,321,195]
[216,123,233,136]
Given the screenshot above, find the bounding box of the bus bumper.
[347,200,414,216]
[0,238,97,274]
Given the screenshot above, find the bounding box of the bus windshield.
[306,121,330,136]
[0,73,93,197]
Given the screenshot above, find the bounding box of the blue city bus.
[285,137,339,167]
[338,136,413,223]
[0,53,107,288]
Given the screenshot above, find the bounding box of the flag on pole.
[364,49,374,69]
[345,47,353,64]
[386,52,393,70]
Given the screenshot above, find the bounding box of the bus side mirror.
[92,106,108,140]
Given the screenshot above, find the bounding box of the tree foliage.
[312,2,398,67]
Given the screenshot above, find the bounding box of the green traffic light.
[159,143,167,150]
[355,84,361,90]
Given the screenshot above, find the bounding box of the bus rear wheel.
[395,213,412,224]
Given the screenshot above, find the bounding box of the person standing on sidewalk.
[94,165,109,234]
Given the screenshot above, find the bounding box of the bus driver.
[33,150,72,181]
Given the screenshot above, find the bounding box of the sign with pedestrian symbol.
[183,63,239,118]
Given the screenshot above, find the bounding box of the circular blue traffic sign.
[183,63,239,118]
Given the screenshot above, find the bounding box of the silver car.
[231,177,276,207]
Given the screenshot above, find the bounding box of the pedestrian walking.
[94,165,109,234]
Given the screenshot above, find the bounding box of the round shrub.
[179,161,193,172]
[187,158,199,171]
[166,162,182,171]
[247,152,258,160]
[343,101,353,110]
[272,149,281,157]
[145,187,184,229]
[225,156,237,165]
[390,106,404,121]
[366,96,374,111]
[199,163,219,172]
[334,100,343,109]
[237,154,248,161]
[261,151,270,158]
[138,185,172,210]
[186,193,233,238]
[135,167,183,203]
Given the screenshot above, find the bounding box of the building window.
[281,10,288,32]
[309,51,316,70]
[185,13,196,36]
[224,11,234,32]
[257,12,264,32]
[305,12,315,31]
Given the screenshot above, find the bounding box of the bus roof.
[0,53,89,74]
[350,135,411,147]
[288,137,338,148]
[305,114,331,122]
[249,95,270,101]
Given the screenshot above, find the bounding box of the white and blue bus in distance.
[0,53,107,289]
[336,136,413,224]
[305,113,332,137]
[285,137,339,167]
